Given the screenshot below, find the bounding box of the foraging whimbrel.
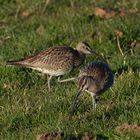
[71,61,114,113]
[8,42,94,92]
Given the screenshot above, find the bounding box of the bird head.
[76,42,108,64]
[70,75,99,115]
[77,75,99,93]
[76,42,92,55]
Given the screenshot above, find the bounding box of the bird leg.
[91,94,97,111]
[86,90,97,111]
[48,75,53,92]
[69,91,81,116]
[57,76,76,83]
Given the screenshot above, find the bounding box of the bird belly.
[32,67,72,76]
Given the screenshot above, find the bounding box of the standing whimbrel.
[71,61,114,114]
[8,42,96,92]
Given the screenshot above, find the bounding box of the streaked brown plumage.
[8,42,93,92]
[71,61,114,113]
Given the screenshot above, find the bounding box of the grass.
[0,0,140,139]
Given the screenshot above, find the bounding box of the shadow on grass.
[116,65,140,76]
[37,132,109,140]
[63,134,109,140]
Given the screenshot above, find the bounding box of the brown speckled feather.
[79,62,107,81]
[71,61,114,113]
[7,42,92,91]
[9,46,85,73]
[78,61,114,95]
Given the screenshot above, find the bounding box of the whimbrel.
[8,42,95,92]
[71,61,114,113]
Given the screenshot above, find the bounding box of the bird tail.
[6,60,26,67]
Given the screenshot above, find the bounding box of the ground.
[0,0,140,139]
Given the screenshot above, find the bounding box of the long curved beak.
[91,50,108,64]
[70,91,81,115]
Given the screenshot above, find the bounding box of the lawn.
[0,0,140,139]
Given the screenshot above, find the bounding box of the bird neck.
[73,51,86,67]
[78,51,86,61]
[78,76,100,93]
